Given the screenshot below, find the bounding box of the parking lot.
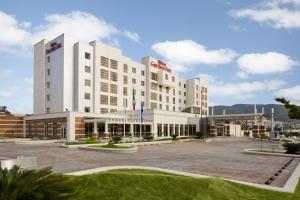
[0,137,298,187]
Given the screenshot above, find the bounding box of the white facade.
[34,33,208,116]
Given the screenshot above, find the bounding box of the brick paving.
[0,137,298,187]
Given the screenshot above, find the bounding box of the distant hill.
[209,104,294,122]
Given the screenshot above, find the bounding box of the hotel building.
[24,33,208,141]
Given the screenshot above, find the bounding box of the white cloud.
[229,1,300,30]
[210,79,286,99]
[0,69,13,78]
[228,25,247,32]
[237,52,297,75]
[124,31,140,43]
[236,71,249,79]
[32,11,118,44]
[266,79,286,90]
[197,73,216,82]
[24,77,33,85]
[0,11,140,55]
[276,85,300,100]
[0,91,13,98]
[151,40,237,71]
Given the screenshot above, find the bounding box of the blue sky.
[0,0,300,113]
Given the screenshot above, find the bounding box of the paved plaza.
[0,137,299,187]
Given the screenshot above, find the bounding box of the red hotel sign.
[46,42,62,54]
[150,60,171,73]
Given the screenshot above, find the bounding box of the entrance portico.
[84,117,153,139]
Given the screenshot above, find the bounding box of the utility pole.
[271,108,275,139]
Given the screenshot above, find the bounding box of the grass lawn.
[69,169,300,200]
[92,143,131,149]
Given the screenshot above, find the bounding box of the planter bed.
[78,144,138,153]
[244,149,300,157]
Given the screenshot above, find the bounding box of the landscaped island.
[2,167,300,200]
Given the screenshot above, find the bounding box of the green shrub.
[110,134,122,144]
[195,132,206,139]
[0,165,74,200]
[86,135,98,143]
[143,133,154,141]
[282,142,300,154]
[172,134,178,140]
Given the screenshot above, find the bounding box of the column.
[67,112,75,141]
[104,120,109,139]
[93,121,98,136]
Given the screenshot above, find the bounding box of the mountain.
[209,104,294,122]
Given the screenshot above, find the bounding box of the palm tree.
[0,165,75,200]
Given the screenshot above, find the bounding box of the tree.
[275,98,300,120]
[0,166,75,200]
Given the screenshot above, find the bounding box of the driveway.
[0,137,298,187]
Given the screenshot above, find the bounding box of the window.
[141,91,145,96]
[110,59,118,69]
[47,56,50,63]
[196,93,199,98]
[110,71,118,82]
[159,94,162,102]
[101,108,108,113]
[184,92,186,96]
[179,82,181,87]
[100,56,109,67]
[151,92,157,100]
[47,69,50,76]
[166,105,169,111]
[166,96,169,103]
[85,66,91,73]
[179,90,181,95]
[141,70,145,76]
[123,87,128,96]
[196,85,199,91]
[100,82,108,92]
[110,109,117,112]
[151,72,157,81]
[84,107,90,113]
[47,81,50,88]
[173,106,175,111]
[151,103,157,109]
[184,100,186,104]
[85,52,91,60]
[123,98,128,108]
[166,87,169,94]
[101,69,109,80]
[46,95,50,101]
[179,99,182,103]
[110,96,117,106]
[141,81,145,86]
[132,78,136,84]
[173,97,175,104]
[84,93,90,100]
[184,84,186,88]
[172,76,175,82]
[85,79,91,86]
[173,89,175,95]
[159,85,162,92]
[159,104,162,109]
[123,76,128,84]
[100,95,108,105]
[132,67,136,73]
[165,74,168,80]
[196,101,199,105]
[46,107,50,113]
[123,64,128,73]
[151,82,157,91]
[110,84,118,94]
